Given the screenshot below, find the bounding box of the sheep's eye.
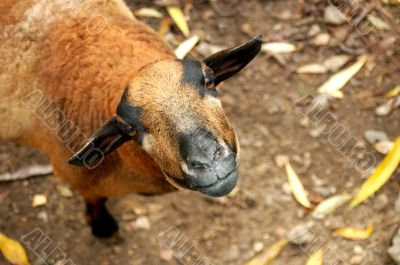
[204,68,215,89]
[205,76,214,89]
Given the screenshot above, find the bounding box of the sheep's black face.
[69,36,262,197]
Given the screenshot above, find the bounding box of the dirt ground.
[1,0,400,264]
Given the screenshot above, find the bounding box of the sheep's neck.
[36,17,175,148]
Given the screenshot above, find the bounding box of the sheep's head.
[69,36,262,197]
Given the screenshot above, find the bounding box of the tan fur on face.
[125,60,238,180]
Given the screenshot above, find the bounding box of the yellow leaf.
[175,35,200,59]
[32,194,47,207]
[167,6,190,37]
[135,8,163,18]
[317,55,368,98]
[261,42,297,54]
[285,161,312,209]
[386,84,400,98]
[350,137,400,208]
[312,194,351,218]
[306,249,323,265]
[334,225,373,240]
[0,233,30,265]
[245,239,288,265]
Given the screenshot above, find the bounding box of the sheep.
[0,0,262,237]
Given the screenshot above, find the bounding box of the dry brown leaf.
[0,233,30,265]
[311,33,331,46]
[375,95,400,116]
[285,161,313,209]
[334,225,373,240]
[174,35,200,59]
[56,185,73,198]
[374,140,395,155]
[296,64,327,74]
[312,194,351,219]
[245,239,288,265]
[306,249,323,265]
[135,8,163,18]
[317,55,368,98]
[167,6,190,37]
[323,55,351,72]
[0,164,52,182]
[196,42,225,57]
[324,6,347,25]
[367,15,390,30]
[261,42,297,54]
[0,190,9,205]
[383,0,400,4]
[350,137,400,208]
[386,84,400,98]
[158,17,172,37]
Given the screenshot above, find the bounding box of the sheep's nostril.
[214,147,223,160]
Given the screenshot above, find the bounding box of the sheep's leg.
[85,198,118,238]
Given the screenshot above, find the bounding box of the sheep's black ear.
[203,35,262,85]
[68,116,133,168]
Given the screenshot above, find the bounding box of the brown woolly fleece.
[0,0,178,203]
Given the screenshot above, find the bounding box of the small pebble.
[353,245,363,254]
[267,103,280,115]
[299,117,310,128]
[112,246,121,254]
[309,129,321,138]
[312,33,331,46]
[394,194,400,213]
[350,254,363,264]
[374,140,394,155]
[160,249,174,261]
[324,5,347,25]
[314,186,336,197]
[388,228,400,264]
[274,154,289,168]
[225,245,240,260]
[276,227,287,237]
[37,211,48,222]
[308,24,321,37]
[253,241,264,253]
[373,194,389,211]
[32,194,47,207]
[375,103,391,116]
[282,182,291,195]
[133,216,151,230]
[288,224,314,245]
[364,130,388,145]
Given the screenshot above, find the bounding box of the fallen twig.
[0,164,53,182]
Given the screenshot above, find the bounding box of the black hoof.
[90,214,119,238]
